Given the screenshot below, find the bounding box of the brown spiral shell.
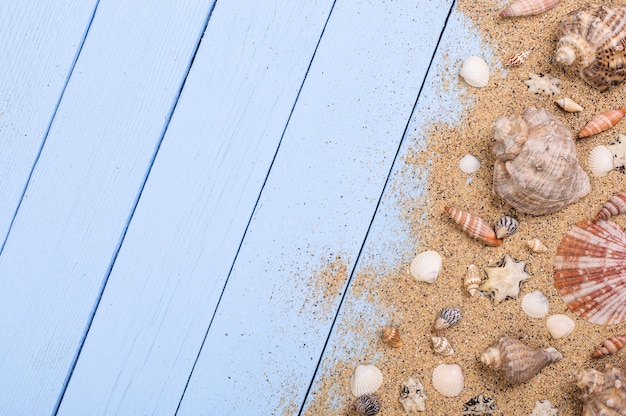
[576,365,626,415]
[381,326,403,348]
[594,191,626,221]
[592,334,626,358]
[444,205,502,247]
[579,108,626,139]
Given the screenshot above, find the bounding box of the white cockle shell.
[588,145,614,177]
[432,364,464,397]
[460,56,489,88]
[409,250,443,283]
[351,364,383,397]
[521,290,549,318]
[459,154,481,174]
[546,314,575,339]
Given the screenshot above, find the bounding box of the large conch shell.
[576,365,626,416]
[480,336,562,384]
[554,219,626,325]
[555,5,626,91]
[492,107,590,215]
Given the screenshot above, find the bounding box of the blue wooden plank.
[56,1,334,414]
[0,1,214,414]
[177,0,454,414]
[0,0,97,246]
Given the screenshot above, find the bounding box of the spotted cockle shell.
[556,97,583,113]
[408,250,443,283]
[522,290,549,319]
[495,216,518,239]
[546,314,575,339]
[592,334,626,358]
[352,394,381,415]
[351,365,383,397]
[504,50,530,67]
[579,108,626,139]
[500,0,560,17]
[493,107,590,215]
[576,365,626,416]
[595,190,626,221]
[399,377,427,412]
[529,400,558,416]
[460,56,489,88]
[444,205,502,246]
[526,238,548,253]
[431,336,454,356]
[433,307,462,331]
[462,394,496,416]
[459,154,481,174]
[480,336,562,384]
[464,264,482,297]
[556,5,626,92]
[432,364,464,397]
[381,326,402,348]
[554,219,626,325]
[524,73,561,95]
[480,255,531,305]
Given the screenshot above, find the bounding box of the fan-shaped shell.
[444,205,502,246]
[409,250,443,283]
[522,290,549,318]
[460,56,489,88]
[351,365,383,397]
[556,5,626,91]
[553,219,626,325]
[592,334,626,358]
[588,145,615,177]
[432,364,464,397]
[459,154,481,174]
[381,326,403,348]
[595,191,626,221]
[493,107,590,215]
[546,314,575,339]
[579,108,626,139]
[500,0,560,18]
[576,365,626,415]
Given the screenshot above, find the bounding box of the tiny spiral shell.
[594,191,626,221]
[352,394,381,415]
[444,205,502,247]
[504,50,530,67]
[579,108,626,139]
[556,97,583,113]
[464,264,482,296]
[431,336,454,356]
[592,334,626,358]
[526,238,548,253]
[495,216,518,239]
[381,326,403,348]
[499,0,560,17]
[434,307,462,331]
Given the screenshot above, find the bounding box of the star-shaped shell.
[480,255,531,304]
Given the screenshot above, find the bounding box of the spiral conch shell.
[556,5,626,91]
[592,334,626,358]
[381,326,403,348]
[576,365,626,416]
[595,190,626,221]
[464,264,481,297]
[493,107,590,215]
[480,336,562,384]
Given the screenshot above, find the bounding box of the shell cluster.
[576,365,626,415]
[399,377,426,412]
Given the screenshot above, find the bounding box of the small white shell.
[432,364,464,397]
[587,145,614,177]
[526,238,548,253]
[409,251,443,283]
[459,154,481,174]
[431,336,454,356]
[546,314,575,339]
[351,364,383,397]
[556,97,583,113]
[464,264,481,297]
[521,290,549,318]
[460,56,489,88]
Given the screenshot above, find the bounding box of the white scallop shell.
[459,154,481,174]
[546,314,575,339]
[460,56,489,88]
[432,364,464,397]
[409,251,443,283]
[588,145,614,177]
[521,290,549,318]
[350,364,383,397]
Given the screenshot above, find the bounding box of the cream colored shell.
[521,290,549,318]
[459,154,481,174]
[587,145,614,177]
[409,250,443,283]
[546,314,575,339]
[556,97,583,112]
[460,56,489,88]
[350,364,383,397]
[432,364,464,397]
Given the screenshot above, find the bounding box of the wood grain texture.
[56,1,334,415]
[177,0,454,414]
[0,0,213,414]
[0,0,97,246]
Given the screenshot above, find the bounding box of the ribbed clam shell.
[553,219,626,325]
[579,108,626,139]
[588,145,615,177]
[460,56,489,88]
[576,365,626,415]
[409,250,443,283]
[521,290,549,318]
[444,205,502,246]
[526,238,548,253]
[381,326,403,348]
[352,394,381,415]
[592,334,626,358]
[351,365,383,397]
[431,336,454,356]
[480,336,562,384]
[504,50,530,67]
[546,314,575,339]
[594,191,626,221]
[495,216,518,239]
[556,97,583,113]
[464,264,482,297]
[499,0,560,17]
[432,364,464,397]
[459,154,481,174]
[433,307,462,331]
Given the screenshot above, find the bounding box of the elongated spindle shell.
[592,334,626,358]
[444,205,503,247]
[500,0,560,18]
[594,191,626,221]
[579,108,626,138]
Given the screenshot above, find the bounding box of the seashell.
[595,191,626,221]
[546,314,575,339]
[576,365,626,415]
[529,400,557,416]
[351,365,383,397]
[432,364,464,397]
[462,394,496,416]
[521,290,549,318]
[495,215,518,239]
[504,50,530,67]
[460,56,489,88]
[556,5,626,92]
[399,377,427,412]
[493,107,590,215]
[444,205,502,246]
[433,307,462,331]
[499,0,560,18]
[381,326,403,348]
[480,255,531,305]
[408,250,442,283]
[579,108,626,139]
[464,264,482,297]
[480,336,562,384]
[459,154,481,174]
[431,336,454,356]
[352,394,381,415]
[524,73,560,96]
[526,238,548,253]
[553,219,626,325]
[588,145,615,177]
[592,334,626,358]
[556,97,583,113]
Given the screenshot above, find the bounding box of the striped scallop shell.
[594,191,626,221]
[499,0,560,17]
[444,205,502,246]
[351,365,383,397]
[553,219,626,325]
[592,334,626,358]
[579,108,626,139]
[432,364,464,397]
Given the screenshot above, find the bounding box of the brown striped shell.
[594,191,626,221]
[554,219,626,325]
[381,326,403,348]
[592,334,626,358]
[576,365,626,416]
[579,108,626,139]
[444,205,502,246]
[499,0,560,18]
[504,50,530,66]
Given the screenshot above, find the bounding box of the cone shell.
[594,191,626,221]
[592,334,626,358]
[464,264,482,296]
[431,336,454,356]
[381,326,403,348]
[500,0,560,17]
[579,108,626,139]
[576,365,626,416]
[351,365,383,397]
[521,290,549,318]
[444,205,502,246]
[526,238,548,253]
[554,219,626,325]
[495,216,518,239]
[480,336,562,384]
[433,307,462,331]
[556,97,583,113]
[588,145,615,177]
[409,250,443,283]
[546,314,575,339]
[352,394,381,416]
[460,56,489,88]
[432,364,464,397]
